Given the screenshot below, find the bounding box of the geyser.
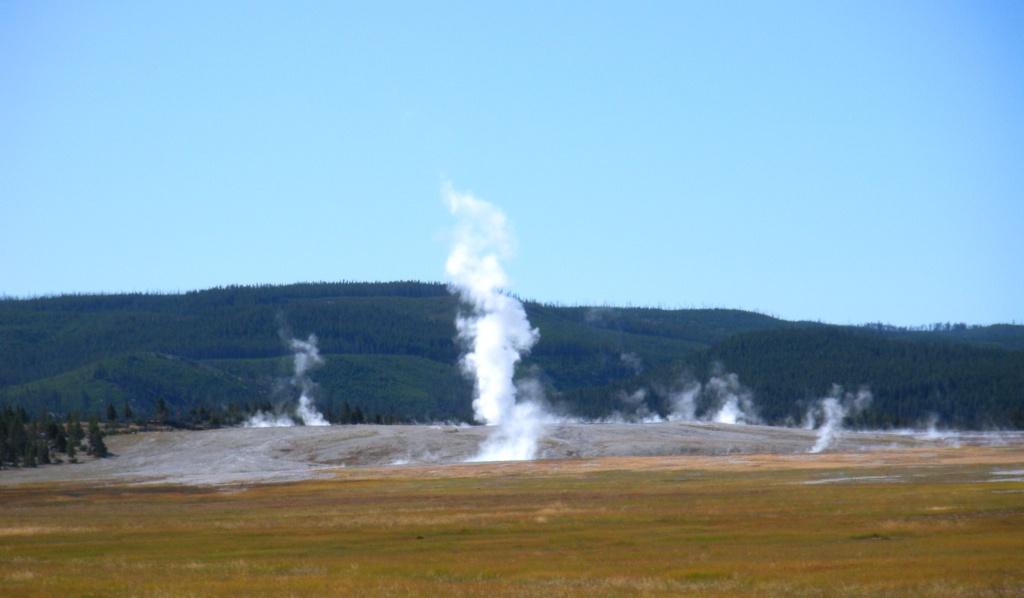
[707,370,758,425]
[289,335,330,426]
[666,380,701,422]
[443,184,547,461]
[808,385,872,453]
[245,333,330,427]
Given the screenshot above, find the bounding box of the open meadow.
[2,444,1023,597]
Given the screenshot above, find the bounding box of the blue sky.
[2,1,1021,324]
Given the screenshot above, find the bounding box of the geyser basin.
[4,421,1015,486]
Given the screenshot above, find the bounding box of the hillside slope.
[1,281,1021,428]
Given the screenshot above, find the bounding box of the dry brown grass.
[333,445,1024,480]
[0,446,1022,596]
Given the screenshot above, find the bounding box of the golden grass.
[1,446,1022,596]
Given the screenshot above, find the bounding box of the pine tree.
[0,417,7,469]
[23,441,36,467]
[36,440,50,465]
[55,426,68,454]
[45,418,61,442]
[106,403,118,422]
[87,417,108,458]
[67,413,84,451]
[8,416,27,467]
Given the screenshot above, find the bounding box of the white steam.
[612,388,663,423]
[666,381,701,422]
[620,352,644,374]
[444,185,547,461]
[801,408,817,430]
[919,413,961,446]
[809,397,844,453]
[245,333,330,428]
[289,335,330,426]
[807,385,872,453]
[610,369,753,424]
[244,411,295,428]
[471,383,548,461]
[707,371,758,425]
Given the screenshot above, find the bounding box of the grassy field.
[1,447,1022,596]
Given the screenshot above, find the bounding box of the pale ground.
[3,421,1019,486]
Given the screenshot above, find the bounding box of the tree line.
[1,406,107,468]
[2,282,1023,430]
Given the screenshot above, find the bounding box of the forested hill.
[1,281,1022,429]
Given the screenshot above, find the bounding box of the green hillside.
[1,281,1021,428]
[689,327,1024,428]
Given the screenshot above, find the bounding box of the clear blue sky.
[2,1,1021,325]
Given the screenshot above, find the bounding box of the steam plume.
[620,352,644,374]
[472,379,548,461]
[611,388,664,423]
[289,335,329,426]
[666,381,701,422]
[244,411,294,428]
[808,385,871,453]
[707,370,758,425]
[245,333,330,427]
[444,184,546,461]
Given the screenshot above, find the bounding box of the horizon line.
[1,279,1019,329]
